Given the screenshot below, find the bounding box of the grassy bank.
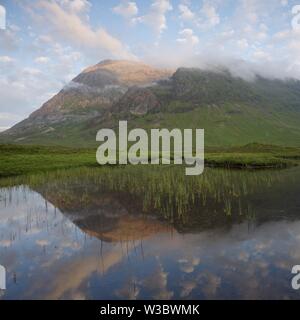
[0,143,299,178]
[205,143,300,169]
[0,144,96,177]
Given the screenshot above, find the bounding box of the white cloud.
[51,0,91,15]
[199,3,220,28]
[35,0,134,59]
[273,30,290,40]
[177,28,199,46]
[0,58,68,128]
[259,23,268,32]
[252,49,271,61]
[0,111,23,130]
[178,4,195,21]
[35,56,50,64]
[256,31,267,41]
[133,0,173,34]
[0,55,14,63]
[0,26,20,53]
[65,0,91,14]
[0,4,6,30]
[237,38,249,50]
[0,112,22,121]
[113,1,138,19]
[178,2,220,29]
[219,29,235,39]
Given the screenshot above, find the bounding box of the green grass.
[1,164,299,223]
[205,143,300,168]
[135,104,300,147]
[0,143,299,178]
[1,104,300,148]
[0,144,96,177]
[206,153,292,168]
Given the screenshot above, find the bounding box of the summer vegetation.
[0,143,299,178]
[1,164,299,225]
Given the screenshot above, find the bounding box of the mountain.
[1,60,300,147]
[0,60,172,144]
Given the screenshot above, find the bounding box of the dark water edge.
[0,166,300,300]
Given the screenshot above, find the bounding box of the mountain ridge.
[1,59,300,147]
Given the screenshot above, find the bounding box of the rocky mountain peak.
[79,59,173,87]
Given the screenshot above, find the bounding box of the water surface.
[0,166,300,300]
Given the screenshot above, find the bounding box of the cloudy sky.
[0,0,300,130]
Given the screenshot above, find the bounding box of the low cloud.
[177,28,199,46]
[0,127,9,132]
[143,48,300,82]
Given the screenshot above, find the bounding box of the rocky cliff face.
[2,60,172,138]
[31,60,172,118]
[112,86,161,116]
[80,59,172,86]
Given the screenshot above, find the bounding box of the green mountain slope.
[1,61,300,147]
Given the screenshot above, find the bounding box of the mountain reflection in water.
[0,166,300,300]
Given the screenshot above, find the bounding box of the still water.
[0,166,299,300]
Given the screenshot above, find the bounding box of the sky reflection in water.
[0,166,300,300]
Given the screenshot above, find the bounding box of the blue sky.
[0,0,300,129]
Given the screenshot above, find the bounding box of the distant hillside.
[1,60,300,147]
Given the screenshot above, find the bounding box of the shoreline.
[0,144,299,178]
